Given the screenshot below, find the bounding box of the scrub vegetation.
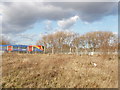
[2,53,118,88]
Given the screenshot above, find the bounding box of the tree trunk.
[69,47,72,53]
[75,47,79,55]
[52,47,54,54]
[61,47,63,54]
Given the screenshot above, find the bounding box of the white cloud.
[44,20,53,31]
[58,15,79,29]
[113,32,118,35]
[1,2,118,34]
[1,33,40,44]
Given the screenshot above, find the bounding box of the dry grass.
[1,53,118,88]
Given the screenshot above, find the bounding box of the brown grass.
[1,53,118,88]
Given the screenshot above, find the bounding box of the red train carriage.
[27,45,33,52]
[7,46,13,51]
[27,45,44,52]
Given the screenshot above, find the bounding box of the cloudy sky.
[1,1,118,45]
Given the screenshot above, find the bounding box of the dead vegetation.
[1,53,118,88]
[37,31,118,54]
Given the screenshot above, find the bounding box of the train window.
[19,47,27,49]
[33,47,36,50]
[13,46,18,49]
[2,46,7,49]
[22,47,27,49]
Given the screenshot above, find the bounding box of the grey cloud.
[47,2,117,22]
[2,2,118,34]
[2,2,73,34]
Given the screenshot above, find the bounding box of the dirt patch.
[1,53,118,88]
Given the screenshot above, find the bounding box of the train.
[0,45,44,53]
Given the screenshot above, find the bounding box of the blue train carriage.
[0,45,44,53]
[0,45,8,51]
[14,45,28,52]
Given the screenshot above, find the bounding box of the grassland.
[1,53,118,88]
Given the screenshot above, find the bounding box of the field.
[1,53,118,88]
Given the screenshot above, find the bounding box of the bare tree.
[54,31,68,53]
[97,31,115,53]
[84,31,116,53]
[0,38,10,45]
[37,31,117,54]
[63,32,76,53]
[72,33,81,55]
[47,34,57,54]
[84,32,101,52]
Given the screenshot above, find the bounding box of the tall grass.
[2,53,118,88]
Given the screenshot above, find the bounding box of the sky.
[0,1,118,45]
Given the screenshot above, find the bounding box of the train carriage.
[0,45,44,53]
[12,45,19,51]
[18,45,28,52]
[8,45,13,51]
[0,45,8,51]
[32,45,44,52]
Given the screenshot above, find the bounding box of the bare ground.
[1,53,118,88]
